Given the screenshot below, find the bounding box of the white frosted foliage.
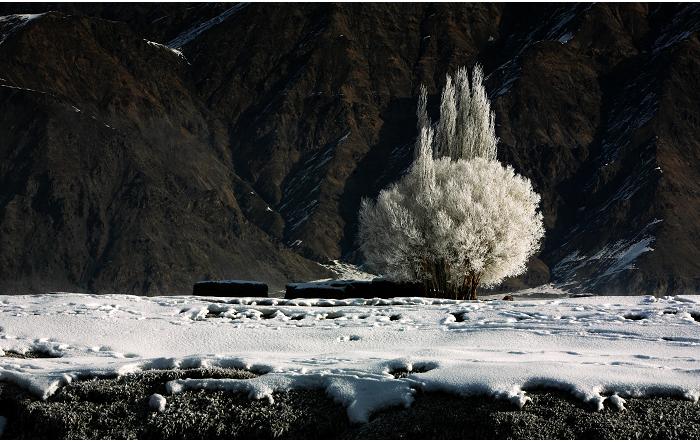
[359,156,544,297]
[430,64,498,161]
[360,64,543,298]
[435,75,457,158]
[416,84,430,132]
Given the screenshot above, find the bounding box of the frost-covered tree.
[430,64,498,161]
[358,64,544,299]
[416,84,430,133]
[434,75,456,158]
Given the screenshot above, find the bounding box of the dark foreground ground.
[1,368,699,439]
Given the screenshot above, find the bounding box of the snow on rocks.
[148,393,167,412]
[167,3,248,49]
[166,371,416,423]
[320,260,377,281]
[143,39,187,62]
[607,393,626,411]
[0,293,699,422]
[0,13,45,46]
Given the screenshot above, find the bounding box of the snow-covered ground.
[1,293,699,422]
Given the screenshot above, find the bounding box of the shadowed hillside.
[0,3,698,295]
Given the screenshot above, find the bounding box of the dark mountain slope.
[0,12,329,295]
[0,3,698,295]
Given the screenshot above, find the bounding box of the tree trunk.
[435,258,450,299]
[469,273,479,300]
[469,283,478,300]
[458,273,472,300]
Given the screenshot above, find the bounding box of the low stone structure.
[285,279,425,299]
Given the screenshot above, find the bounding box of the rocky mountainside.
[0,3,698,296]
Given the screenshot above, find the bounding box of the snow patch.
[652,4,700,54]
[143,39,187,62]
[607,393,626,411]
[553,220,661,286]
[0,83,46,95]
[320,260,377,281]
[487,4,590,97]
[167,372,415,423]
[167,3,248,49]
[149,393,167,412]
[1,13,44,21]
[499,284,575,299]
[598,237,655,278]
[0,13,45,45]
[1,293,699,422]
[558,32,574,44]
[280,131,350,235]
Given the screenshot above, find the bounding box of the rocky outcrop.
[0,11,330,295]
[0,4,698,295]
